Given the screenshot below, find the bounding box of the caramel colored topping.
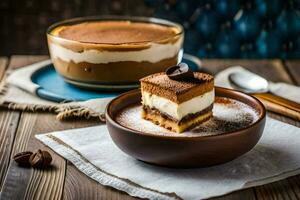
[54,21,179,44]
[140,72,214,103]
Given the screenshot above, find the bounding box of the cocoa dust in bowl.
[115,97,259,137]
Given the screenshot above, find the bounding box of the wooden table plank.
[283,60,300,85]
[0,56,52,199]
[1,112,100,199]
[0,110,20,190]
[0,112,66,200]
[0,57,21,190]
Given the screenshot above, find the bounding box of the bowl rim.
[46,15,184,45]
[105,86,266,140]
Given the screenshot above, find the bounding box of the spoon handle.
[253,93,300,120]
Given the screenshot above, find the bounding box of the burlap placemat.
[0,60,112,121]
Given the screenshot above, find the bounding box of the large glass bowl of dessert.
[47,16,184,88]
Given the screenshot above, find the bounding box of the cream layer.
[141,89,215,121]
[49,37,183,64]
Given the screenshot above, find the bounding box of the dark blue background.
[1,0,300,58]
[147,0,300,59]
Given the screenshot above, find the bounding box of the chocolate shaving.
[166,63,194,81]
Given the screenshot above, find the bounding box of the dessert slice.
[140,65,214,133]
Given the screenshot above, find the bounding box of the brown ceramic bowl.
[106,87,266,168]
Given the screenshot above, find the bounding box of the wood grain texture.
[17,113,66,200]
[253,93,300,113]
[284,60,300,85]
[211,189,256,200]
[1,112,66,200]
[1,111,100,200]
[0,57,21,190]
[0,56,52,199]
[0,57,8,80]
[0,110,20,190]
[253,93,300,121]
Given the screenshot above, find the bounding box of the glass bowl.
[47,16,184,88]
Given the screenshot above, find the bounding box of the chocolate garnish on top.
[166,63,194,81]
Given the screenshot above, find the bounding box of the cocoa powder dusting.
[115,97,259,137]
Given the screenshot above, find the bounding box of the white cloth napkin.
[36,117,300,200]
[215,66,300,103]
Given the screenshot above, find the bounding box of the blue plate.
[31,54,202,102]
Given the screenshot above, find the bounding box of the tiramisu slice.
[140,63,214,133]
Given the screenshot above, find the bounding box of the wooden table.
[0,56,299,200]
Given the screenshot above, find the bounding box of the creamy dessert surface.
[49,40,182,64]
[52,21,180,44]
[48,21,183,64]
[116,97,259,137]
[141,89,214,121]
